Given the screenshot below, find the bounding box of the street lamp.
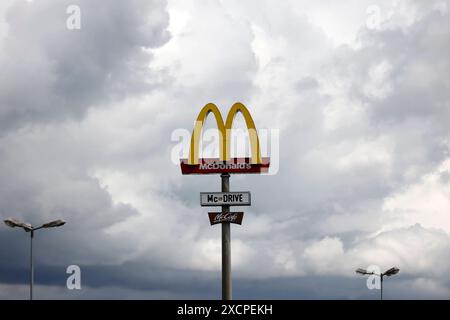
[3,218,66,300]
[356,266,400,300]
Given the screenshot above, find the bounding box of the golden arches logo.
[189,102,262,165]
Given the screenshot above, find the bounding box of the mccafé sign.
[180,103,270,174]
[208,212,244,226]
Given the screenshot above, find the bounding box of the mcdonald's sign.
[180,102,270,174]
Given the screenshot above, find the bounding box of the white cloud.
[303,237,344,274]
[381,159,450,233]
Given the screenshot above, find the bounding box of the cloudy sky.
[0,0,449,299]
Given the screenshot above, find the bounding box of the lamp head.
[41,219,66,228]
[384,267,400,277]
[356,268,369,275]
[3,218,32,231]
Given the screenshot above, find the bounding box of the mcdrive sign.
[200,192,251,206]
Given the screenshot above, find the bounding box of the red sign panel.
[208,212,244,225]
[180,157,270,175]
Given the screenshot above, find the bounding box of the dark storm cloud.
[322,8,450,190]
[2,260,443,300]
[0,0,169,133]
[0,126,143,269]
[0,0,171,291]
[0,260,392,299]
[351,11,450,127]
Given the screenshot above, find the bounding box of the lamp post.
[356,267,400,300]
[3,218,66,300]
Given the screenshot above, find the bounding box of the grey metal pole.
[380,274,383,301]
[30,230,34,300]
[221,173,231,300]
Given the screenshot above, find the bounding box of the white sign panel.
[200,192,251,206]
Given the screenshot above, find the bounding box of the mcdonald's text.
[180,157,270,174]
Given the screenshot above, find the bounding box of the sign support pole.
[221,172,231,300]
